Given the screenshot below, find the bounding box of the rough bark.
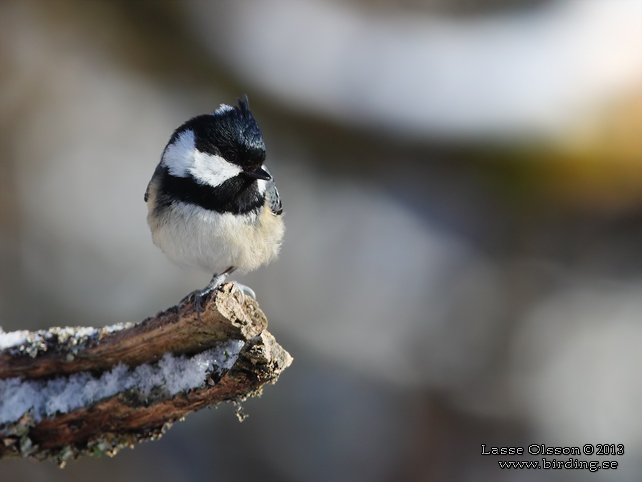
[0,284,292,466]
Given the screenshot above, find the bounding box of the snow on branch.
[0,284,292,466]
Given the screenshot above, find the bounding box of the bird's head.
[161,96,271,188]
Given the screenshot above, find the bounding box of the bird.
[145,96,284,318]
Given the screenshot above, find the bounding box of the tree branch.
[0,284,292,466]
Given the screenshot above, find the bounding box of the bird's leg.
[195,267,235,322]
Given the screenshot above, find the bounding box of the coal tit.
[145,96,284,314]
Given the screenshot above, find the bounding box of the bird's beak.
[244,167,272,181]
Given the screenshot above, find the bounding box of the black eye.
[223,150,237,162]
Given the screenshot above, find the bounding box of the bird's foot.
[195,291,210,324]
[194,271,231,323]
[230,281,256,305]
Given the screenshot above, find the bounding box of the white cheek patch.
[161,127,242,187]
[162,129,196,178]
[190,150,242,188]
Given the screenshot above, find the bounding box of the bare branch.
[0,284,292,465]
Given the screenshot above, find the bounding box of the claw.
[195,285,225,323]
[230,281,256,305]
[195,293,204,323]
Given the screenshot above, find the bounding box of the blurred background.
[1,0,641,481]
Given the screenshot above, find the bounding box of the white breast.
[148,201,284,275]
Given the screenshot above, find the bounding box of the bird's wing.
[144,164,164,202]
[144,181,151,203]
[267,179,283,216]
